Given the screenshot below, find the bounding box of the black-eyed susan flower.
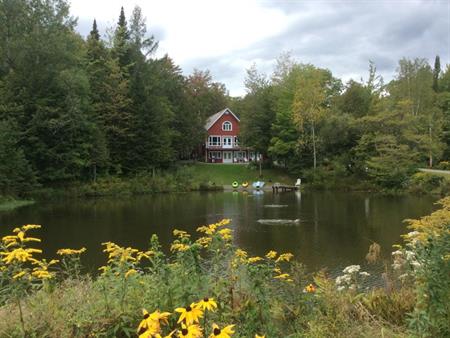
[304,283,316,293]
[138,309,162,336]
[175,303,203,325]
[178,323,202,338]
[209,323,234,338]
[197,297,217,312]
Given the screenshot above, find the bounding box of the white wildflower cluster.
[335,265,370,291]
[391,245,421,283]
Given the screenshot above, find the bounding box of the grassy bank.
[29,163,295,200]
[0,197,34,212]
[188,163,295,186]
[1,199,448,337]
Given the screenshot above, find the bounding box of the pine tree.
[433,55,441,92]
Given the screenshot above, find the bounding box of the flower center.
[182,328,188,335]
[143,313,149,319]
[213,328,221,335]
[186,306,192,312]
[203,297,209,302]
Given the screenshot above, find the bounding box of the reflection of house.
[204,108,257,163]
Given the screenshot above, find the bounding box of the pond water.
[0,191,437,276]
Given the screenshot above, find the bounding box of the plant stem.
[17,297,26,336]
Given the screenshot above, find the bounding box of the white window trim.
[208,135,221,146]
[222,121,232,131]
[222,136,233,147]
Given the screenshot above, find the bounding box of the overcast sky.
[70,0,450,96]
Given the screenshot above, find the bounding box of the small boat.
[264,204,289,208]
[242,181,249,188]
[252,181,265,190]
[231,181,239,189]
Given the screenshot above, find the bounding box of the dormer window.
[222,121,232,131]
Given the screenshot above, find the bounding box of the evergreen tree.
[433,55,441,92]
[0,120,36,196]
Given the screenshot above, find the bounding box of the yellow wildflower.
[137,250,154,261]
[196,236,212,248]
[218,228,233,241]
[275,253,294,263]
[274,273,290,280]
[217,219,231,227]
[265,250,277,259]
[179,323,202,338]
[13,271,26,279]
[175,303,203,325]
[255,335,265,338]
[304,283,316,293]
[247,256,263,264]
[235,249,248,259]
[22,224,41,231]
[210,324,235,338]
[125,269,138,278]
[173,229,190,239]
[197,297,217,311]
[32,269,52,279]
[137,309,169,336]
[57,247,87,256]
[1,248,42,264]
[171,243,190,252]
[197,224,217,235]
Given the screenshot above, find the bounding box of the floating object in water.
[257,219,300,225]
[242,181,249,188]
[264,204,288,208]
[232,181,239,189]
[252,181,265,189]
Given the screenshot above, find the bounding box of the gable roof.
[205,108,240,130]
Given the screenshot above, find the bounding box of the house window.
[234,136,239,146]
[208,151,222,159]
[222,121,232,131]
[208,136,221,146]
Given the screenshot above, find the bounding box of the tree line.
[0,0,228,195]
[234,54,450,189]
[1,0,449,196]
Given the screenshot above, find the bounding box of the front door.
[223,151,233,163]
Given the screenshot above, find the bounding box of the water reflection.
[0,191,437,275]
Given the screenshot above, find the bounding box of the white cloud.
[70,0,450,96]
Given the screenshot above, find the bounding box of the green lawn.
[189,163,295,186]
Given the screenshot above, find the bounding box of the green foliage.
[403,197,450,337]
[0,120,37,195]
[0,220,416,337]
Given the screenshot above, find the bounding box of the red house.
[204,108,257,163]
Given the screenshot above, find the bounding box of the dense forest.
[0,0,449,196]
